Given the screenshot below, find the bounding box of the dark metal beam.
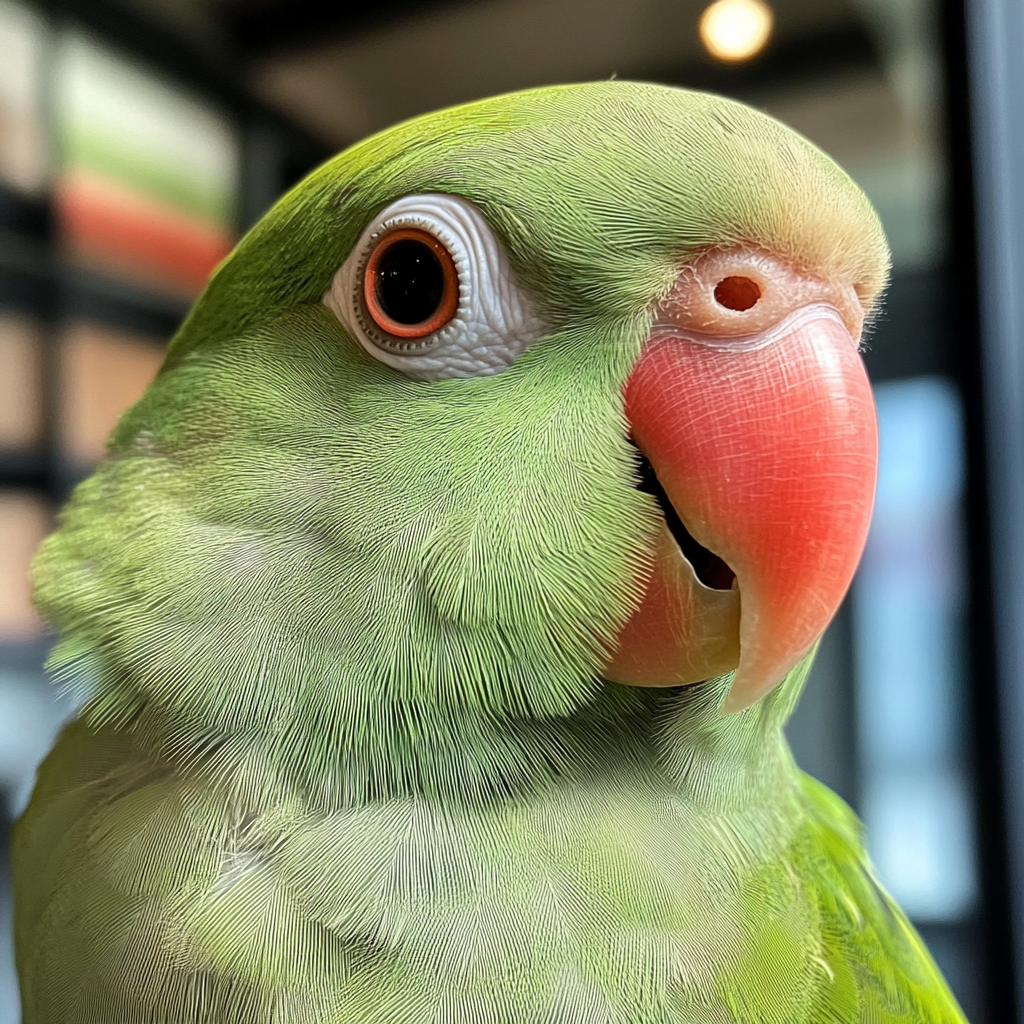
[223,0,472,58]
[640,22,879,98]
[225,0,877,98]
[944,0,1022,1019]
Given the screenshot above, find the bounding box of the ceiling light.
[699,0,774,62]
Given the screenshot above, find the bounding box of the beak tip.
[720,640,819,714]
[719,673,769,715]
[719,684,749,715]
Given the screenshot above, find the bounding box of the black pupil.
[374,239,445,325]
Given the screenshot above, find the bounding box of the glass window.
[0,314,44,454]
[855,378,975,922]
[0,0,46,195]
[0,490,47,641]
[56,320,166,468]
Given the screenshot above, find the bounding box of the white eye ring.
[323,193,550,380]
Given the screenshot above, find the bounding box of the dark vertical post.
[946,0,1024,1018]
[239,120,286,232]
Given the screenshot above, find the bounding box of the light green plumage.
[14,81,963,1023]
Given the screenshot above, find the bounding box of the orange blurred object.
[55,171,234,298]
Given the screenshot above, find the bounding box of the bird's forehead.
[165,82,888,367]
[345,82,888,309]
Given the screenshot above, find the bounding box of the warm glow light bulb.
[699,0,774,62]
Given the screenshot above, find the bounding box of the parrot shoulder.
[795,771,968,1023]
[12,720,340,1024]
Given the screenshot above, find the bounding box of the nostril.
[714,275,761,311]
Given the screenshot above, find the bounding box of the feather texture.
[14,82,962,1022]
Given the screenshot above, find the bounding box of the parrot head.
[34,82,888,802]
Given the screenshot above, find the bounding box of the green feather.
[14,81,962,1023]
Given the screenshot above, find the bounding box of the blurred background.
[0,0,1021,1020]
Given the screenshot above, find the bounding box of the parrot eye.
[324,193,550,380]
[364,228,459,337]
[714,275,761,311]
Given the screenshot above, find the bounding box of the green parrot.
[13,81,967,1023]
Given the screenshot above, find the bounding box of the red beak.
[606,297,878,712]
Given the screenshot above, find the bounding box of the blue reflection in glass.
[854,376,977,922]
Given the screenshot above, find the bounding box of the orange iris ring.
[362,227,461,339]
